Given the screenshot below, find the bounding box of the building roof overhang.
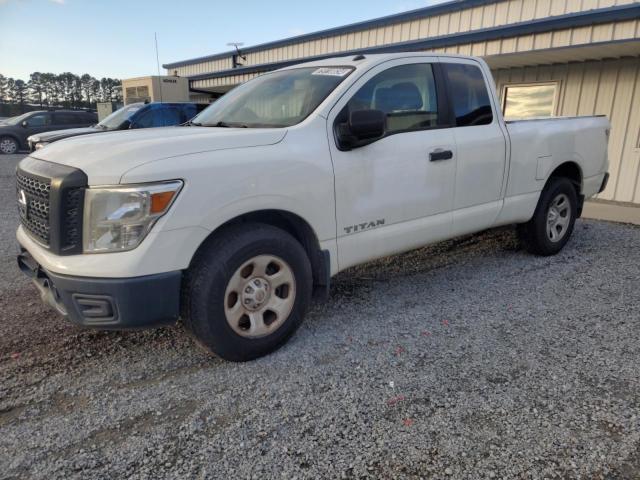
[164,0,501,69]
[184,2,640,87]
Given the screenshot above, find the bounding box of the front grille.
[16,157,87,255]
[62,188,83,249]
[17,171,51,246]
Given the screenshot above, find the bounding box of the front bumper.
[17,248,181,329]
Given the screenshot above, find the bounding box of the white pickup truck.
[16,53,609,361]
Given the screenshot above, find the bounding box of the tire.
[517,177,578,256]
[0,137,19,155]
[182,223,312,362]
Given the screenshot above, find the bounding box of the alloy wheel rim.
[224,254,296,338]
[546,193,571,242]
[0,139,17,154]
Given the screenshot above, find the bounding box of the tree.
[0,71,122,109]
[58,72,76,107]
[80,74,97,106]
[11,79,28,111]
[100,77,123,102]
[40,72,56,106]
[28,72,45,107]
[112,79,123,102]
[0,74,7,104]
[90,77,100,104]
[5,77,15,103]
[100,77,113,101]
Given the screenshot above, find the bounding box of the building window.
[125,86,150,104]
[502,82,559,120]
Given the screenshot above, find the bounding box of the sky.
[0,0,449,81]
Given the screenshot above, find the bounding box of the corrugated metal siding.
[190,19,640,88]
[242,0,638,67]
[171,57,233,78]
[444,19,640,56]
[169,0,640,76]
[192,72,261,90]
[494,57,640,204]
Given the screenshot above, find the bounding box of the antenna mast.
[227,42,246,68]
[155,32,163,102]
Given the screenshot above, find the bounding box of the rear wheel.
[0,137,18,154]
[182,223,312,361]
[517,177,578,256]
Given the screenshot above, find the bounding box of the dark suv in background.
[0,110,97,154]
[27,102,206,151]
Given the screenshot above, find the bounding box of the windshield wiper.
[182,120,203,126]
[210,121,248,128]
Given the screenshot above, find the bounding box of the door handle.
[429,148,453,162]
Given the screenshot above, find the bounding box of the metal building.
[163,0,640,210]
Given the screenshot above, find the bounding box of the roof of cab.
[278,52,476,72]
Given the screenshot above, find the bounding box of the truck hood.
[31,126,287,184]
[30,126,103,143]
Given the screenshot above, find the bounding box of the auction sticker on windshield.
[312,67,351,77]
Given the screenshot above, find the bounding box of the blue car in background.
[28,102,207,151]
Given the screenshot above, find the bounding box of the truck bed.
[504,115,610,200]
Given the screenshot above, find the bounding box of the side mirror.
[349,109,385,140]
[120,119,132,129]
[21,120,28,128]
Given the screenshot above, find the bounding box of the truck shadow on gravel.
[329,226,519,296]
[1,227,520,374]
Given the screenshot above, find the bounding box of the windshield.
[98,103,144,129]
[4,112,34,126]
[192,66,354,128]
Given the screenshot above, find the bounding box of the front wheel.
[0,137,19,154]
[517,177,578,256]
[182,223,312,361]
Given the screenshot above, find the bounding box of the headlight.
[83,180,183,253]
[35,142,48,150]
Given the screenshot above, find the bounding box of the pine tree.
[28,72,44,107]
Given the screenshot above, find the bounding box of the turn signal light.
[150,191,177,214]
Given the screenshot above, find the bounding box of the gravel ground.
[1,153,639,479]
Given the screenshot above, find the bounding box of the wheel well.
[195,210,329,295]
[548,161,584,215]
[549,162,582,192]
